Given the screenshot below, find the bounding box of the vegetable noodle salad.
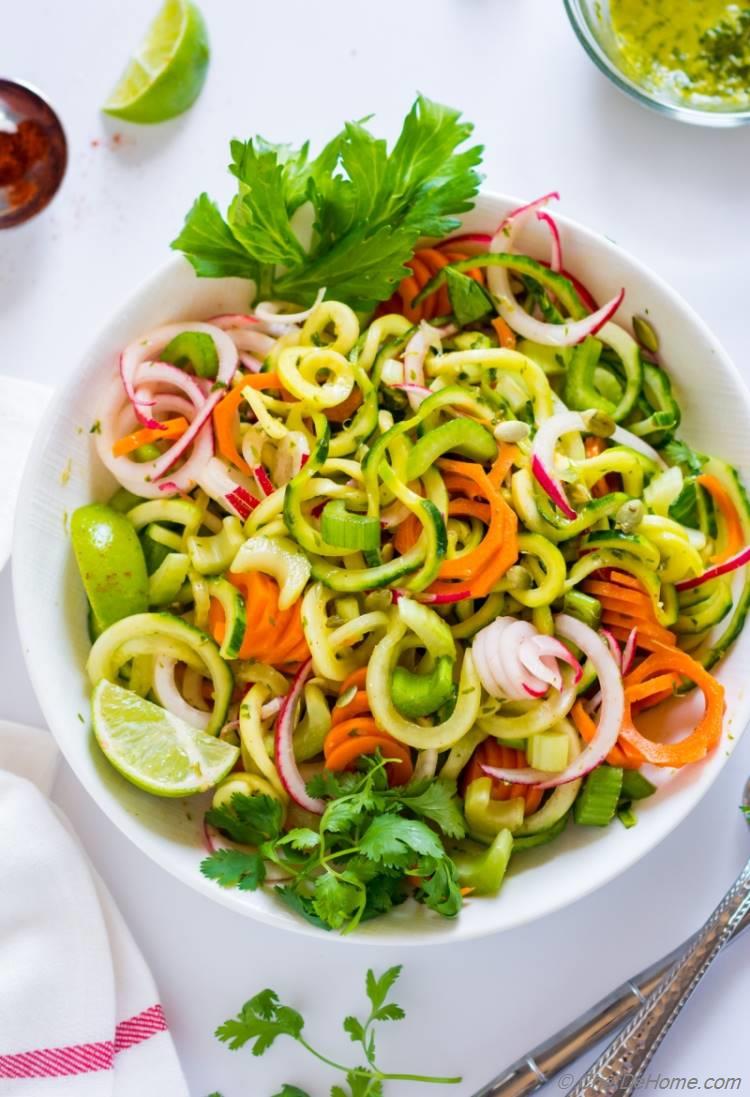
[71,99,750,932]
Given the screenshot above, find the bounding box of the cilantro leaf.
[359,815,444,867]
[274,885,331,930]
[346,1072,383,1097]
[205,792,284,846]
[200,849,265,891]
[215,989,304,1055]
[312,873,363,930]
[306,769,360,799]
[661,438,707,475]
[417,858,463,918]
[343,1016,366,1044]
[277,827,321,852]
[365,965,402,1012]
[272,1087,311,1097]
[389,779,466,839]
[171,194,260,281]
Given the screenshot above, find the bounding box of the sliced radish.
[481,614,624,789]
[531,410,591,520]
[675,543,750,591]
[487,194,625,347]
[536,209,562,272]
[275,660,325,814]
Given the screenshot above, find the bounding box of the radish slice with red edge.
[486,193,625,347]
[480,614,624,789]
[519,634,582,692]
[601,628,622,670]
[196,456,259,519]
[531,409,591,520]
[274,660,325,814]
[536,209,562,272]
[674,543,750,591]
[621,627,638,675]
[119,322,238,427]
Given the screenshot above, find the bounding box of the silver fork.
[474,779,750,1097]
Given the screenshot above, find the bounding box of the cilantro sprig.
[200,755,466,933]
[172,96,483,312]
[214,964,461,1096]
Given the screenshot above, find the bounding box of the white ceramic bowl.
[13,192,750,944]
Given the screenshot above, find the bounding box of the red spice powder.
[0,119,48,201]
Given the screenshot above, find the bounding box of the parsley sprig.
[200,756,466,933]
[172,96,483,312]
[214,964,460,1096]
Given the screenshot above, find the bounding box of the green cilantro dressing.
[610,0,750,106]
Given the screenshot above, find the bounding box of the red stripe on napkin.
[115,1004,168,1052]
[0,1004,168,1078]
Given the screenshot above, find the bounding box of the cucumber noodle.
[75,195,748,929]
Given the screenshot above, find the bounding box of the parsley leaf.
[204,792,284,846]
[199,849,265,891]
[172,96,482,312]
[171,194,260,280]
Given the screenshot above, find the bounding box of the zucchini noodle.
[74,208,746,932]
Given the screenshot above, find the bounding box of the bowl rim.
[13,187,750,944]
[563,0,750,129]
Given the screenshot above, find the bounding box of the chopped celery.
[527,730,569,773]
[620,770,657,801]
[161,330,219,379]
[321,499,380,551]
[391,655,455,719]
[574,765,623,827]
[453,828,514,895]
[618,804,638,829]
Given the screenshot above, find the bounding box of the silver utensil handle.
[473,902,750,1097]
[568,858,750,1097]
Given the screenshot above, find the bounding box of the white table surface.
[3,2,750,1094]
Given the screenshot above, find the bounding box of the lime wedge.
[103,0,209,124]
[92,680,238,797]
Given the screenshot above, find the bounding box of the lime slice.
[71,503,149,631]
[92,680,238,797]
[103,0,209,124]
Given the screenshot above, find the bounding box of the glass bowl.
[564,0,750,128]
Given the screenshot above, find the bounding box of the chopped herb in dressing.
[610,0,750,107]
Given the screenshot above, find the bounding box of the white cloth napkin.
[0,722,189,1096]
